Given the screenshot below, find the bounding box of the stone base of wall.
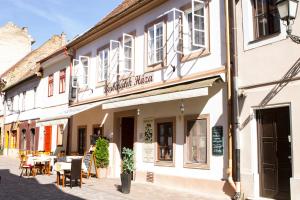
[291,178,300,200]
[3,148,19,157]
[135,171,233,199]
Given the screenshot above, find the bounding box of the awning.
[38,101,103,123]
[102,76,220,109]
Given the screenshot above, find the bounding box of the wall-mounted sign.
[212,126,224,156]
[104,74,153,94]
[143,118,154,163]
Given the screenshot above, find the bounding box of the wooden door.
[44,126,52,152]
[78,127,86,155]
[257,107,291,199]
[121,117,134,151]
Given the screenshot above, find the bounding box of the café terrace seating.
[64,158,82,188]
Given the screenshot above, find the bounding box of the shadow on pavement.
[0,169,84,200]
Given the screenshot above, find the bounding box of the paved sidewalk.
[0,156,228,200]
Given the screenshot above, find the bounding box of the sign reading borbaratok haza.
[104,74,153,94]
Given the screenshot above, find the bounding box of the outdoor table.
[55,160,86,187]
[27,156,56,175]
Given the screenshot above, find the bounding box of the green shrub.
[121,147,134,174]
[94,137,109,168]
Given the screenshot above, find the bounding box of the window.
[155,118,176,165]
[90,125,103,145]
[33,87,37,108]
[30,128,35,151]
[184,115,209,168]
[48,74,54,97]
[9,97,13,112]
[123,34,134,73]
[21,129,26,150]
[185,3,205,51]
[22,91,26,111]
[147,23,164,65]
[180,1,209,62]
[57,124,64,146]
[11,131,17,149]
[98,48,109,82]
[59,69,66,93]
[80,56,89,86]
[252,0,280,40]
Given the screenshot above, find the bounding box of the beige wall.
[71,82,231,197]
[0,22,33,75]
[236,1,300,199]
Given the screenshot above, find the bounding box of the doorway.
[256,106,292,199]
[78,127,86,155]
[44,126,52,152]
[121,117,135,151]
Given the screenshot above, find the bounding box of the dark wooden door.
[78,127,86,155]
[257,107,291,200]
[121,117,134,151]
[44,126,52,152]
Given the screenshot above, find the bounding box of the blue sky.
[0,0,122,48]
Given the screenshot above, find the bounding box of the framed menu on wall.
[143,118,154,163]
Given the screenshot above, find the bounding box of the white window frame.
[72,59,80,88]
[79,56,89,87]
[122,33,134,74]
[191,0,206,48]
[147,22,164,66]
[33,87,37,109]
[98,48,110,82]
[110,40,121,80]
[172,8,185,54]
[241,0,286,50]
[22,91,26,112]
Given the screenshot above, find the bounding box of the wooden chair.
[19,155,35,177]
[64,158,82,188]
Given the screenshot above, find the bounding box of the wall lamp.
[276,0,300,43]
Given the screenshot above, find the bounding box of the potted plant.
[121,147,134,194]
[94,137,109,178]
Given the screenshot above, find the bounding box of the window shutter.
[109,40,121,80]
[192,0,206,48]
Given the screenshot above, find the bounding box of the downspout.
[224,0,235,192]
[225,0,241,199]
[65,47,73,155]
[231,0,241,197]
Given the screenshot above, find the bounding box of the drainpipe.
[230,0,241,198]
[225,0,241,199]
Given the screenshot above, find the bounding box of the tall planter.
[120,173,131,194]
[94,137,109,178]
[121,147,134,194]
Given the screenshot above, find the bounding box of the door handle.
[288,156,292,160]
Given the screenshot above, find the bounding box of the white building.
[1,34,66,156]
[36,47,71,154]
[66,0,231,197]
[235,0,300,199]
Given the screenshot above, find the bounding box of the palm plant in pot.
[121,147,134,194]
[94,137,109,178]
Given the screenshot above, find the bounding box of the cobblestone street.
[0,156,229,200]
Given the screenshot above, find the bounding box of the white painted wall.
[71,82,227,181]
[73,0,226,102]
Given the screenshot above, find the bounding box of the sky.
[0,0,122,48]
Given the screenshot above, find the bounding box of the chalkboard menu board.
[212,126,223,156]
[83,153,98,178]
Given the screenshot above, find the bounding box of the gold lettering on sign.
[104,74,153,94]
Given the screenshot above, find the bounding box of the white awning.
[38,101,103,123]
[102,77,219,110]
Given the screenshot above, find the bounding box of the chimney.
[61,32,67,46]
[22,27,28,33]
